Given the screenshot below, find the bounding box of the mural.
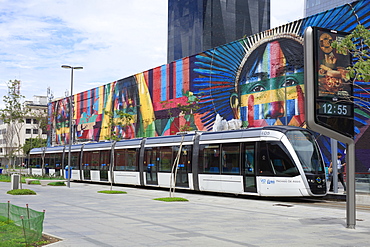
[49,0,370,171]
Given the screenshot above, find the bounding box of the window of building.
[33,119,38,124]
[26,119,32,124]
[0,148,2,153]
[33,129,38,135]
[26,129,31,134]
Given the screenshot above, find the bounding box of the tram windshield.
[286,130,324,174]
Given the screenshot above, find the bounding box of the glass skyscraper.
[167,0,270,63]
[304,0,351,16]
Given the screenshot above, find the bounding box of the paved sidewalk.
[1,182,370,247]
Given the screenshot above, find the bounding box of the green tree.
[332,25,370,115]
[161,91,200,197]
[332,25,370,82]
[0,80,30,169]
[104,109,133,190]
[22,137,47,156]
[104,110,133,141]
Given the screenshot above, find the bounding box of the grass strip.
[153,197,188,202]
[97,190,127,194]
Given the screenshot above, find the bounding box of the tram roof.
[115,138,142,148]
[199,128,263,141]
[30,144,82,154]
[145,133,194,145]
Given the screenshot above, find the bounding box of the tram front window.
[286,130,324,174]
[259,142,299,177]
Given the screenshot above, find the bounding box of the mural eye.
[282,78,298,87]
[251,85,265,92]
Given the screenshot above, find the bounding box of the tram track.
[275,197,370,212]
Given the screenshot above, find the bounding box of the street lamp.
[61,65,83,188]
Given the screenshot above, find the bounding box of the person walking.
[329,153,346,192]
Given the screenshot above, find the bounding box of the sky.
[0,0,305,108]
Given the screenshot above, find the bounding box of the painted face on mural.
[236,38,304,125]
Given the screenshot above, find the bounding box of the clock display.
[318,102,352,116]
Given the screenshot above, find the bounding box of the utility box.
[11,174,20,190]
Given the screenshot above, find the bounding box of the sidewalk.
[1,181,370,247]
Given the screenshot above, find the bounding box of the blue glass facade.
[167,0,270,63]
[305,0,350,16]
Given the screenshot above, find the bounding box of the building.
[167,0,270,63]
[0,96,48,168]
[48,0,370,172]
[304,0,350,16]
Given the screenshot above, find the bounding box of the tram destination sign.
[304,27,354,139]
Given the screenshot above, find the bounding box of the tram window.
[115,150,125,170]
[244,144,255,175]
[115,149,138,171]
[199,144,220,174]
[159,146,172,172]
[70,152,80,169]
[286,130,324,174]
[55,154,62,169]
[221,144,240,174]
[30,154,41,168]
[144,147,159,173]
[89,151,100,170]
[126,149,138,171]
[100,150,110,169]
[44,154,52,168]
[82,151,91,169]
[258,142,274,175]
[173,145,192,173]
[267,142,299,177]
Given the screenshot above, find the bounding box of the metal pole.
[331,139,338,193]
[67,68,73,188]
[346,141,356,229]
[62,65,82,188]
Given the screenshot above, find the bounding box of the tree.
[30,108,48,139]
[103,109,133,190]
[332,25,370,82]
[22,137,47,156]
[332,24,370,113]
[161,91,200,197]
[0,80,30,169]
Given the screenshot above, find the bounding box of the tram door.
[100,150,110,181]
[144,147,158,185]
[243,143,257,193]
[82,151,92,180]
[174,145,191,188]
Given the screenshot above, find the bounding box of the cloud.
[0,0,304,108]
[271,0,305,28]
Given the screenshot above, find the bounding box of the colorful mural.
[49,0,370,171]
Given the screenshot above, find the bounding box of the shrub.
[47,181,66,186]
[153,197,188,202]
[7,189,37,195]
[0,174,11,182]
[97,190,127,194]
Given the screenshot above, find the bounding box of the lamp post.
[61,65,83,188]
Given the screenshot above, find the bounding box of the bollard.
[11,174,20,190]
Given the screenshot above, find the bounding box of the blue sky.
[0,0,304,108]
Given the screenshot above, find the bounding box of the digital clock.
[318,102,352,116]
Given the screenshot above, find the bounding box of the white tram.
[29,126,327,197]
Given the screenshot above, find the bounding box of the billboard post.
[304,26,356,229]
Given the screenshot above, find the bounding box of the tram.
[29,126,327,197]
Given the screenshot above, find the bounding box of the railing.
[355,172,370,193]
